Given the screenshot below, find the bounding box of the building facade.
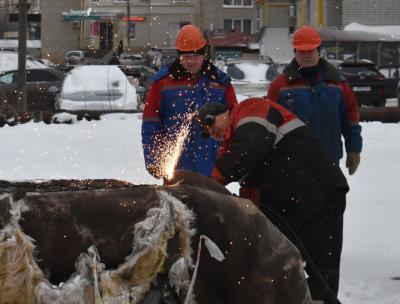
[76,0,200,53]
[200,0,257,34]
[41,0,81,62]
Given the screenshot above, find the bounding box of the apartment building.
[76,0,200,52]
[200,0,257,34]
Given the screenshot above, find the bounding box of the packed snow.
[344,22,400,40]
[0,111,399,303]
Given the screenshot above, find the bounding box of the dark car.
[64,50,100,66]
[378,64,400,100]
[120,64,156,104]
[0,68,64,117]
[338,60,386,107]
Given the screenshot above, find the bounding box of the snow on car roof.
[62,65,130,94]
[0,51,48,73]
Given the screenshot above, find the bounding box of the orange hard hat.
[175,24,207,52]
[292,26,321,51]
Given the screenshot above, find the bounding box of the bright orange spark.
[162,112,195,180]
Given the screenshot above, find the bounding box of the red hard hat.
[175,24,207,52]
[292,26,321,51]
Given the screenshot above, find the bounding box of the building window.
[224,19,252,34]
[223,0,252,7]
[91,0,99,4]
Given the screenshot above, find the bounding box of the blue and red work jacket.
[142,60,237,177]
[267,58,362,162]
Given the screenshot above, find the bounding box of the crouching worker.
[197,97,349,303]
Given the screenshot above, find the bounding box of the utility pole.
[18,0,28,112]
[127,0,131,50]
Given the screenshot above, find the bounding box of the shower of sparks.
[160,112,196,180]
[148,111,197,181]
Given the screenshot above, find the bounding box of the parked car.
[397,78,400,106]
[64,50,100,66]
[378,64,400,99]
[145,47,178,70]
[224,58,278,96]
[55,65,139,115]
[119,52,143,66]
[338,59,386,107]
[0,68,64,117]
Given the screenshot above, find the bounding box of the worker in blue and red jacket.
[197,98,349,303]
[142,24,237,178]
[267,26,362,175]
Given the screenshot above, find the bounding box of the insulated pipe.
[359,107,400,123]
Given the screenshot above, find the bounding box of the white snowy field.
[0,113,399,303]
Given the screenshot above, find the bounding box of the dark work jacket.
[215,98,349,217]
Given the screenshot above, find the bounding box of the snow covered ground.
[1,113,399,303]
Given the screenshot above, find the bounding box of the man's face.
[207,112,230,141]
[179,54,205,74]
[295,48,319,67]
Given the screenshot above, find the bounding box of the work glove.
[346,152,360,175]
[211,167,227,185]
[239,187,260,207]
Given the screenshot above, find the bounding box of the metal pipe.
[359,107,400,123]
[18,0,27,112]
[127,0,131,49]
[317,0,324,26]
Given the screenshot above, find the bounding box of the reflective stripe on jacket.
[215,97,349,208]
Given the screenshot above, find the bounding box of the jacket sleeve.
[141,80,163,178]
[215,107,281,184]
[266,76,283,103]
[340,82,362,153]
[225,83,238,109]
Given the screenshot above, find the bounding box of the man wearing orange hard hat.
[268,26,362,175]
[268,25,362,302]
[142,24,237,178]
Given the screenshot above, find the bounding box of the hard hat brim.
[293,43,321,51]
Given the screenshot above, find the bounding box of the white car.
[56,65,139,114]
[224,58,278,97]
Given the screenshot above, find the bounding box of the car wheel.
[374,99,386,107]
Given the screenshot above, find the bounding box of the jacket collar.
[283,58,342,83]
[168,58,219,81]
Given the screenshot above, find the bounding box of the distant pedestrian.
[117,40,124,56]
[108,53,120,65]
